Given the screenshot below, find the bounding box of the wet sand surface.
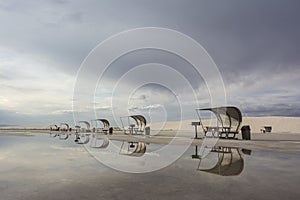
[0,133,299,200]
[2,130,300,152]
[105,132,300,152]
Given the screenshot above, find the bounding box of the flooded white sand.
[0,133,299,200]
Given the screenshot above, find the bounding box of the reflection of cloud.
[0,155,6,160]
[49,145,87,153]
[40,152,58,156]
[0,151,14,160]
[145,152,160,157]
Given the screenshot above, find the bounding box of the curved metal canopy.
[59,123,69,131]
[94,119,110,129]
[49,124,58,130]
[78,121,91,130]
[49,124,59,137]
[196,106,242,132]
[130,115,146,130]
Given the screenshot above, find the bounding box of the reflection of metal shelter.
[90,136,109,148]
[91,119,110,134]
[196,106,242,139]
[197,146,244,176]
[75,134,90,144]
[74,125,81,133]
[120,115,147,135]
[74,121,91,144]
[119,141,147,157]
[49,124,59,137]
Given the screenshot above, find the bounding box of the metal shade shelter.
[59,123,69,132]
[120,115,147,135]
[197,146,244,176]
[77,121,91,133]
[74,121,91,144]
[49,124,58,131]
[58,123,70,140]
[196,106,242,139]
[49,124,59,137]
[74,125,81,133]
[91,119,110,133]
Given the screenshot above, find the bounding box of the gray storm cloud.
[0,0,299,125]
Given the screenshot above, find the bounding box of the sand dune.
[241,117,300,133]
[150,116,300,134]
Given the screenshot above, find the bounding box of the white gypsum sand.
[149,116,300,133]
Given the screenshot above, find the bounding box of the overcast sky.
[0,0,299,126]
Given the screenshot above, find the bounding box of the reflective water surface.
[0,134,299,200]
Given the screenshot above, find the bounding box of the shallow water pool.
[0,134,299,200]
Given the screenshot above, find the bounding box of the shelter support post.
[192,121,201,139]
